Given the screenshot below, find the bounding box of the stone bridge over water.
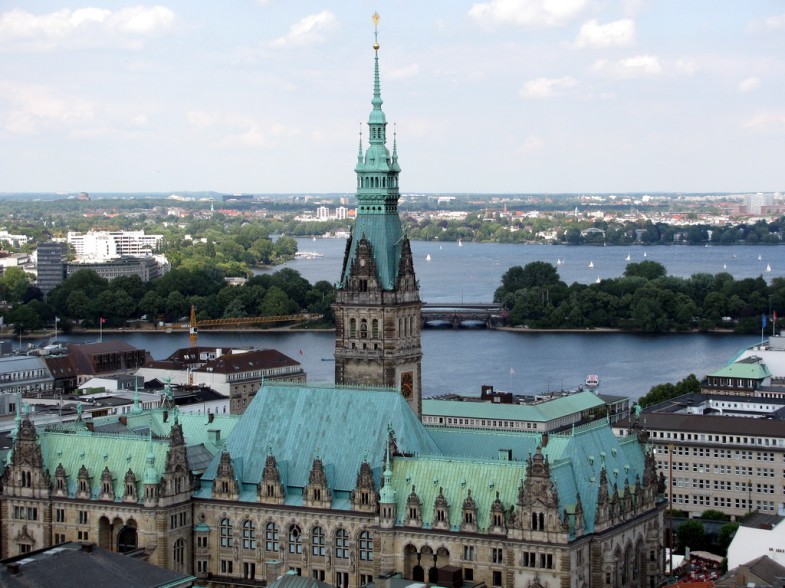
[421,303,507,329]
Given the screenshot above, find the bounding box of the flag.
[299,349,303,356]
[762,313,767,328]
[100,317,106,324]
[510,367,516,375]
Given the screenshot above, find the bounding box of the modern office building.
[35,241,67,296]
[66,255,166,282]
[615,390,785,520]
[67,230,163,261]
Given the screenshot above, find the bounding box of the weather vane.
[372,12,380,51]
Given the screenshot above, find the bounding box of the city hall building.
[0,21,665,588]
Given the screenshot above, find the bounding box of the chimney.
[85,422,94,432]
[81,542,95,553]
[6,563,20,574]
[119,416,127,425]
[542,433,549,447]
[208,412,214,423]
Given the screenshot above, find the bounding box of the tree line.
[495,260,784,333]
[1,266,335,334]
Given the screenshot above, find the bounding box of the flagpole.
[99,318,103,343]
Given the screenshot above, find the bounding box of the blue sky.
[0,1,783,194]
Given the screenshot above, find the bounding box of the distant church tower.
[334,14,422,418]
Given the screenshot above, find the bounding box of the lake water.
[266,238,781,303]
[49,238,768,401]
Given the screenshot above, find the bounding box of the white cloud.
[738,77,760,93]
[269,10,336,48]
[468,0,587,28]
[187,110,216,130]
[0,80,95,134]
[575,19,635,48]
[590,54,662,79]
[674,59,698,76]
[519,76,576,98]
[221,121,294,147]
[743,111,785,133]
[519,134,544,154]
[388,64,420,81]
[746,13,785,33]
[0,6,174,50]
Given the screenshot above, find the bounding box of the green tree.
[676,519,706,554]
[624,261,667,281]
[138,291,164,319]
[717,522,739,554]
[260,286,294,316]
[699,509,729,521]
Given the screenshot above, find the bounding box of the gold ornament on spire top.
[372,12,380,50]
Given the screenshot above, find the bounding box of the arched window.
[372,319,379,338]
[359,530,374,561]
[311,526,325,557]
[173,537,185,568]
[349,318,356,338]
[360,319,368,339]
[288,525,302,554]
[243,520,256,550]
[265,522,279,552]
[220,518,233,548]
[335,528,349,559]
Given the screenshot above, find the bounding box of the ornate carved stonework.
[460,489,478,533]
[258,449,285,504]
[350,459,378,513]
[303,454,332,508]
[212,451,239,500]
[432,487,450,530]
[405,485,422,528]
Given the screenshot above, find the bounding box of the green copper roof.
[201,383,440,492]
[389,456,523,531]
[340,34,404,291]
[423,391,606,422]
[709,361,771,380]
[38,430,169,499]
[425,418,646,532]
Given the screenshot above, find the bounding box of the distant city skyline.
[0,1,783,194]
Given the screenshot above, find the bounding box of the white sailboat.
[595,275,601,284]
[588,260,594,268]
[625,253,631,261]
[758,254,763,261]
[767,264,772,272]
[643,251,647,258]
[458,239,463,247]
[426,254,431,262]
[723,263,727,270]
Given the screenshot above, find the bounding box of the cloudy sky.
[1,1,783,195]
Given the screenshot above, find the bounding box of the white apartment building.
[67,230,163,261]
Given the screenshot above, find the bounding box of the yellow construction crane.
[184,305,320,347]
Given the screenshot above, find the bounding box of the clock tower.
[333,14,422,418]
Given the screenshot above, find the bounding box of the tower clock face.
[401,371,414,399]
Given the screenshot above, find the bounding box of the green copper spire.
[340,13,404,290]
